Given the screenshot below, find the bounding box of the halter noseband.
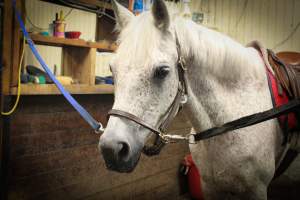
[107,32,188,155]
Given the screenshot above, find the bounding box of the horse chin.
[104,151,141,173]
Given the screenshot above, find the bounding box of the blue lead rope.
[13,1,104,132]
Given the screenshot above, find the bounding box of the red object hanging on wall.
[182,154,204,200]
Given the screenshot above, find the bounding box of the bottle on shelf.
[54,10,66,38]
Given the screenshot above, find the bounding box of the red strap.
[266,65,297,130]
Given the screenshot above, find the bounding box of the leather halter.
[107,32,188,146]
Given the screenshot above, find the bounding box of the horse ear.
[112,0,134,31]
[152,0,170,31]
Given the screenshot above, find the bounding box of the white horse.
[99,0,286,199]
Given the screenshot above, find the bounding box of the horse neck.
[175,19,267,130]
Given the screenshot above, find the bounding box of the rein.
[193,99,300,141]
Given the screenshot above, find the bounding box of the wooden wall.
[189,0,300,52]
[7,95,190,200]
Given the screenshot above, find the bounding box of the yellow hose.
[1,38,25,115]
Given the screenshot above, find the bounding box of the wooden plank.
[260,0,268,47]
[8,148,187,200]
[283,0,295,51]
[10,142,186,180]
[96,14,117,42]
[248,0,255,41]
[83,168,181,200]
[10,145,99,179]
[2,0,13,94]
[11,112,94,135]
[62,47,96,85]
[252,0,262,41]
[41,0,113,10]
[30,34,117,51]
[11,117,189,158]
[267,0,276,48]
[10,108,189,137]
[11,0,23,88]
[223,0,229,35]
[291,0,300,51]
[10,84,114,95]
[9,95,113,115]
[77,0,113,10]
[10,128,99,158]
[89,48,96,85]
[235,0,243,42]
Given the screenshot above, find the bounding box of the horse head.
[99,0,184,172]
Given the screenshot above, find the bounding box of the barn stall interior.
[0,0,300,199]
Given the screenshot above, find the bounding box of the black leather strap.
[193,99,300,141]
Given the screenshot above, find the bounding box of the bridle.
[107,32,190,156]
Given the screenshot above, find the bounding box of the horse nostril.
[117,142,130,160]
[99,137,131,163]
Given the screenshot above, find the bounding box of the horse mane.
[173,17,262,81]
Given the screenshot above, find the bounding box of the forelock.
[115,12,176,68]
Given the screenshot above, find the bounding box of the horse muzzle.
[99,130,143,173]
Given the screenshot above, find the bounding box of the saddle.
[267,51,300,177]
[268,51,300,100]
[267,50,300,150]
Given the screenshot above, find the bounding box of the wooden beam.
[62,47,96,85]
[96,13,117,42]
[30,34,117,51]
[41,0,113,10]
[77,0,112,10]
[11,0,23,88]
[10,84,114,95]
[2,0,13,95]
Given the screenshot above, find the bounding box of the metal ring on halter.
[181,94,188,104]
[95,122,105,134]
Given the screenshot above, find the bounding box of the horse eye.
[154,66,170,79]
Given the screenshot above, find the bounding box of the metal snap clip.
[186,134,196,144]
[95,122,105,134]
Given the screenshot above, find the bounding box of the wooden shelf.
[29,34,117,51]
[41,0,113,10]
[10,84,114,95]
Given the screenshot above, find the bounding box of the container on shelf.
[54,20,66,38]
